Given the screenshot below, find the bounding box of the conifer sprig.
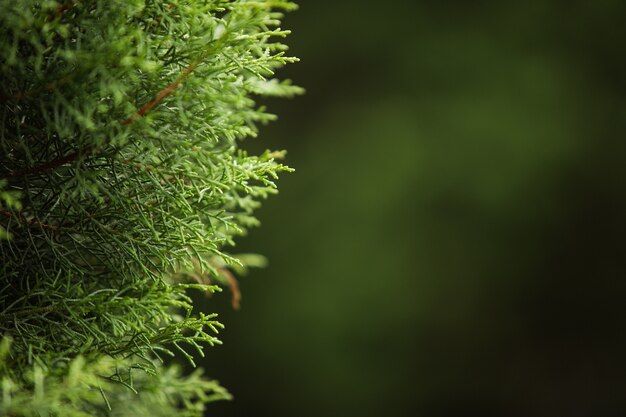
[0,1,300,415]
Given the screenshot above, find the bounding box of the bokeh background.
[201,1,626,416]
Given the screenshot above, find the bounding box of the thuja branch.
[2,60,202,179]
[122,60,201,126]
[0,1,300,415]
[0,208,77,232]
[0,146,94,180]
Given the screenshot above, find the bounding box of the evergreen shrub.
[0,1,301,415]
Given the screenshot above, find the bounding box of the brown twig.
[2,58,203,179]
[53,0,81,19]
[0,209,72,233]
[185,260,242,310]
[0,146,94,179]
[121,61,200,126]
[218,267,242,310]
[12,77,72,102]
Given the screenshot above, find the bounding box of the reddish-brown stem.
[0,146,93,179]
[2,59,202,179]
[0,209,72,233]
[54,0,81,19]
[12,77,72,101]
[218,267,242,310]
[121,61,200,126]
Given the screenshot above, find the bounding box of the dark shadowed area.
[200,1,626,416]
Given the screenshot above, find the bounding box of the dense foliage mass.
[0,1,300,415]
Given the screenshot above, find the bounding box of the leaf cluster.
[0,0,300,415]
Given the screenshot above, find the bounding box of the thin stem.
[121,60,201,126]
[0,146,93,179]
[1,58,201,179]
[0,209,77,233]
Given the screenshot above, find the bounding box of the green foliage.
[0,181,21,240]
[0,0,299,415]
[0,339,231,417]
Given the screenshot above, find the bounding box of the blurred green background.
[201,1,626,416]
